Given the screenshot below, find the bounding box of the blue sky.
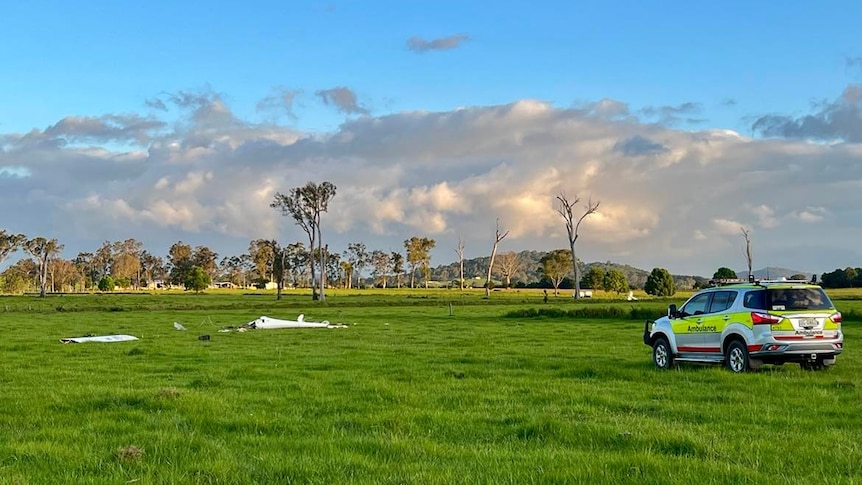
[3,0,859,134]
[1,0,861,277]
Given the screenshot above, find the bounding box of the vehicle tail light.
[830,312,842,324]
[751,312,782,325]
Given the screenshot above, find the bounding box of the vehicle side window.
[682,293,712,315]
[709,291,737,313]
[743,290,766,310]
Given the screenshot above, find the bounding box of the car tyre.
[725,340,749,373]
[652,337,673,370]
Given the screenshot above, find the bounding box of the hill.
[735,267,814,281]
[431,250,708,289]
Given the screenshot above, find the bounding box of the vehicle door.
[673,292,713,352]
[700,290,738,351]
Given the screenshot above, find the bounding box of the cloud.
[407,34,470,53]
[4,91,862,277]
[640,102,703,125]
[751,84,862,142]
[315,87,369,115]
[42,114,165,145]
[256,87,301,120]
[613,136,668,157]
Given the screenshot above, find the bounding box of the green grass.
[1,291,861,484]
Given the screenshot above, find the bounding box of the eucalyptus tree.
[539,249,572,296]
[24,237,64,297]
[556,193,600,299]
[404,236,435,288]
[484,219,509,297]
[0,230,26,267]
[454,237,465,290]
[346,242,368,289]
[390,251,404,288]
[271,181,337,301]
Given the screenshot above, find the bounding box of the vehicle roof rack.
[708,276,813,287]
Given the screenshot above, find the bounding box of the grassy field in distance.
[0,289,860,483]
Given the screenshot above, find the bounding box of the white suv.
[643,280,844,372]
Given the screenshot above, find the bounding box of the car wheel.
[725,340,749,373]
[652,337,673,370]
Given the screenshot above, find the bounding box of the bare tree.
[496,251,523,289]
[271,181,337,301]
[454,236,465,290]
[556,193,600,299]
[24,237,64,297]
[741,227,753,280]
[484,219,509,297]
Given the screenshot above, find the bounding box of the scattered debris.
[173,322,187,331]
[198,335,211,341]
[61,335,139,344]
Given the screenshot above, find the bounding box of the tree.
[581,267,605,290]
[284,242,308,288]
[271,181,337,301]
[24,237,64,297]
[248,239,275,282]
[192,246,219,282]
[390,252,404,289]
[167,241,193,286]
[346,242,368,289]
[74,252,97,289]
[741,227,752,280]
[484,219,509,297]
[184,266,211,293]
[0,230,26,267]
[267,241,286,300]
[139,251,165,288]
[98,276,115,292]
[557,193,600,299]
[339,261,353,289]
[539,250,572,296]
[496,251,522,289]
[713,267,737,280]
[49,259,81,292]
[93,241,113,281]
[645,268,675,296]
[369,250,389,288]
[113,239,143,288]
[454,237,465,290]
[420,238,436,288]
[603,269,629,294]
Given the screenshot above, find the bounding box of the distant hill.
[735,267,814,281]
[430,250,708,289]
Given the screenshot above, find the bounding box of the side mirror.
[668,304,678,319]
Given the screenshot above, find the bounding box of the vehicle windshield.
[766,288,832,311]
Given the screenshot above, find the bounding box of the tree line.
[1,180,709,298]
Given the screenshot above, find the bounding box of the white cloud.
[4,93,862,276]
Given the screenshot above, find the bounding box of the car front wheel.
[725,340,749,373]
[653,337,673,370]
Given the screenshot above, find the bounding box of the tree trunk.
[570,240,580,299]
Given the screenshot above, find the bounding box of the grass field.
[1,289,861,484]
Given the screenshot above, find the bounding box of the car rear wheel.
[725,340,749,373]
[652,337,673,370]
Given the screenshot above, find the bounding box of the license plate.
[800,318,817,328]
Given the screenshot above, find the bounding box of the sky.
[1,0,861,277]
